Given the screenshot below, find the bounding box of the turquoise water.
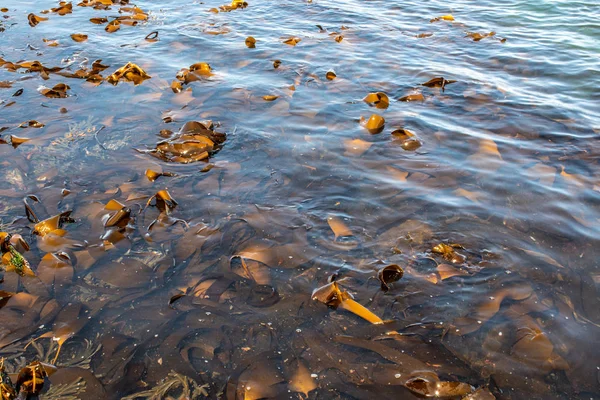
[0,0,599,398]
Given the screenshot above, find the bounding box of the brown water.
[1,0,599,399]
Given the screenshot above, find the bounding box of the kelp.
[0,233,34,277]
[377,264,404,292]
[25,303,87,364]
[39,83,70,98]
[0,358,17,400]
[283,37,301,46]
[422,77,456,91]
[122,371,208,399]
[312,280,386,325]
[363,92,389,109]
[245,36,256,48]
[28,13,48,27]
[142,121,226,164]
[106,62,151,85]
[360,114,385,134]
[432,242,467,264]
[48,2,73,15]
[1,358,60,400]
[0,1,594,399]
[430,15,454,23]
[391,128,422,151]
[399,92,425,102]
[175,62,212,85]
[70,33,88,42]
[466,31,496,41]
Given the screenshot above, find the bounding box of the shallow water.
[0,0,599,399]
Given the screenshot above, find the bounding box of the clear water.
[0,0,599,398]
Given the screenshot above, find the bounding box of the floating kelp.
[70,33,88,42]
[432,242,467,264]
[377,264,404,292]
[175,62,212,85]
[43,38,59,46]
[0,232,34,277]
[312,280,386,325]
[145,169,177,182]
[105,19,120,32]
[38,83,70,98]
[422,77,456,91]
[33,211,74,237]
[391,128,422,151]
[18,120,45,128]
[89,17,108,24]
[399,92,425,102]
[48,2,73,15]
[217,0,248,12]
[245,36,256,48]
[9,135,31,149]
[146,190,178,214]
[360,114,385,134]
[106,62,151,85]
[363,92,389,109]
[466,31,496,41]
[283,37,301,46]
[28,13,48,27]
[142,121,226,164]
[430,15,454,23]
[58,58,109,84]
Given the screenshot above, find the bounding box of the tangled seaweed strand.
[122,371,209,400]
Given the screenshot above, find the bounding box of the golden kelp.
[143,121,226,164]
[175,62,212,85]
[422,77,456,91]
[283,37,301,46]
[399,92,425,102]
[38,83,70,98]
[391,128,422,151]
[0,233,34,277]
[106,62,151,85]
[360,114,385,134]
[363,92,389,109]
[466,31,496,41]
[70,33,88,42]
[312,280,385,325]
[245,36,256,48]
[28,13,48,27]
[432,242,467,264]
[430,15,454,23]
[49,2,73,15]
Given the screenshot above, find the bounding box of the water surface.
[0,0,599,398]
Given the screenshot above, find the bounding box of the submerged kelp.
[0,0,599,399]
